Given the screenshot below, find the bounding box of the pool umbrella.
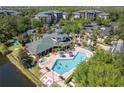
[45,67,51,72]
[59,75,65,80]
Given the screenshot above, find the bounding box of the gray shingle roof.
[36,12,50,17]
[114,40,124,53]
[26,37,57,55]
[26,31,71,55]
[111,40,124,53]
[43,32,68,41]
[36,10,63,17]
[63,12,69,15]
[98,12,110,16]
[25,29,35,35]
[0,10,21,15]
[72,12,80,15]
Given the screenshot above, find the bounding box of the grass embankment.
[0,54,9,65]
[6,44,59,87]
[8,44,22,51]
[6,45,43,86]
[0,56,4,65]
[7,53,42,86]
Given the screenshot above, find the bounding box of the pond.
[0,55,35,87]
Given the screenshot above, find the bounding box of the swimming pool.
[52,52,87,75]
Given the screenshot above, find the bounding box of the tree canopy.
[31,18,43,28]
[0,44,9,55]
[17,49,35,68]
[96,17,112,25]
[0,15,31,43]
[61,18,91,34]
[73,50,124,87]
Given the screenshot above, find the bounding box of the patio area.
[38,46,93,87]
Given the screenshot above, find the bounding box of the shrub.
[4,41,13,47]
[0,44,10,55]
[64,74,73,84]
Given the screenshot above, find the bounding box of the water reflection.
[0,55,35,87]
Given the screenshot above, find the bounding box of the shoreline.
[6,53,44,87]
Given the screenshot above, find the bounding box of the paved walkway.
[39,46,93,87]
[74,46,93,57]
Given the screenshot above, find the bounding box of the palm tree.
[93,28,101,36]
[80,30,86,36]
[72,34,78,45]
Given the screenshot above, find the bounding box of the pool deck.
[39,46,93,87]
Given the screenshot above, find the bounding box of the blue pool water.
[52,52,87,75]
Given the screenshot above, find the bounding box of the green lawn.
[29,66,41,78]
[51,82,60,87]
[7,45,59,87]
[0,55,7,65]
[6,48,43,86]
[8,44,22,51]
